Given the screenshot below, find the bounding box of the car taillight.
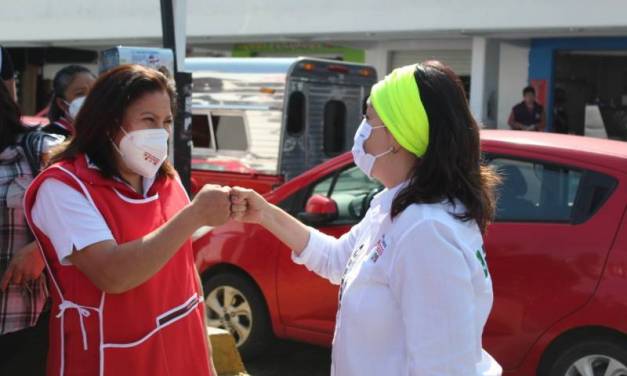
[358,68,373,77]
[328,64,350,74]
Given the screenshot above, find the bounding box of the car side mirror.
[297,194,339,225]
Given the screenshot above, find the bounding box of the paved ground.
[244,340,331,376]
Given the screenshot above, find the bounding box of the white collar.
[370,180,410,212]
[141,176,156,196]
[370,180,468,216]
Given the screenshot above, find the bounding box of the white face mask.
[65,96,86,121]
[351,118,393,178]
[112,128,169,178]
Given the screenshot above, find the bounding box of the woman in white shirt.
[230,61,502,375]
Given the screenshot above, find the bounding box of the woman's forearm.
[70,203,202,293]
[261,204,311,256]
[69,185,233,294]
[260,203,357,285]
[115,204,202,289]
[230,186,356,283]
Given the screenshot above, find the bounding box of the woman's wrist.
[183,202,206,230]
[259,203,278,228]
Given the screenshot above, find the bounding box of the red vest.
[24,155,212,376]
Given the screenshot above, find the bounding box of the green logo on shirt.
[475,248,489,278]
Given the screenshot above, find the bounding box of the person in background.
[508,86,545,131]
[45,65,96,137]
[0,76,63,375]
[0,45,17,101]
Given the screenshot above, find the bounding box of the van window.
[287,91,306,136]
[323,100,346,157]
[211,115,248,151]
[191,114,213,148]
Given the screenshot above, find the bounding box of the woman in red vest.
[24,65,236,376]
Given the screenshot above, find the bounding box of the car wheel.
[202,272,273,360]
[545,339,627,376]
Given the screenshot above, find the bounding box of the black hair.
[523,86,536,96]
[390,61,500,233]
[0,78,28,152]
[48,65,95,124]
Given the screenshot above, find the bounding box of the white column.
[470,37,487,121]
[470,37,500,128]
[497,41,531,129]
[365,44,389,79]
[173,0,188,70]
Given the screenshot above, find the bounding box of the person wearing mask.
[229,62,503,376]
[45,65,96,137]
[0,45,17,101]
[508,86,545,131]
[0,79,63,375]
[24,65,240,376]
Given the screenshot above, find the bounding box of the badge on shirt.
[370,234,389,263]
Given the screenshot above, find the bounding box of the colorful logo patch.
[370,235,388,263]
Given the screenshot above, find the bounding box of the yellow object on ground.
[208,326,249,376]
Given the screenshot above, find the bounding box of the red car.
[193,130,627,376]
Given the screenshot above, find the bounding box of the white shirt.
[31,166,156,265]
[292,183,502,376]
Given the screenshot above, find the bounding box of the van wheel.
[202,273,272,360]
[544,339,627,376]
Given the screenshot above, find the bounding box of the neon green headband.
[370,64,430,157]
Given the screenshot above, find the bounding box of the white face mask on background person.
[351,118,393,178]
[65,96,86,120]
[112,128,169,178]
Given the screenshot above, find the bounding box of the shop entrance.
[554,51,627,140]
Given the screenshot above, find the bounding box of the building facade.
[2,0,627,138]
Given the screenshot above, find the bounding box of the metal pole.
[160,0,192,193]
[160,0,177,72]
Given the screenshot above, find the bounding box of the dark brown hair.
[49,64,176,179]
[391,61,500,233]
